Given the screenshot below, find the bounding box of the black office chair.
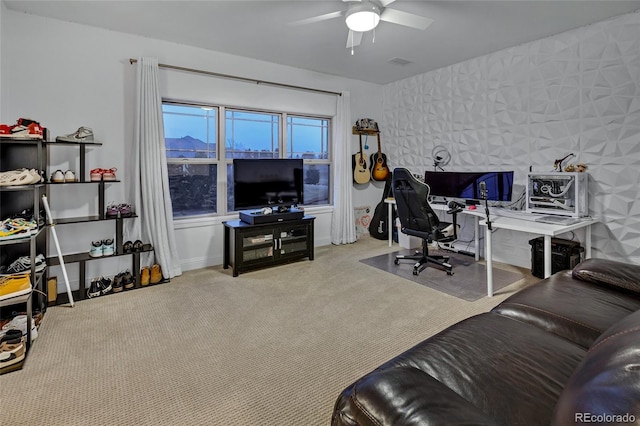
[392,168,457,276]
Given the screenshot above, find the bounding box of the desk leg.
[486,227,493,297]
[544,235,552,278]
[585,224,592,259]
[388,202,393,247]
[474,217,480,261]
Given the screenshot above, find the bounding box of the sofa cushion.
[573,258,640,295]
[552,309,640,425]
[333,313,586,426]
[492,270,640,348]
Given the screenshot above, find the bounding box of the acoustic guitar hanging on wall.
[353,133,370,184]
[370,132,389,181]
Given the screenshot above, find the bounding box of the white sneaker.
[50,170,65,183]
[64,170,76,182]
[56,126,95,143]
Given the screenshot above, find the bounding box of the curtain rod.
[129,59,341,97]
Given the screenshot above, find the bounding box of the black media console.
[223,215,315,277]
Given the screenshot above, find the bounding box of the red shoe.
[0,120,43,139]
[102,168,117,181]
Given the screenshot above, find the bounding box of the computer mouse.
[468,205,477,210]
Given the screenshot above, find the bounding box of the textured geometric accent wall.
[383,10,640,264]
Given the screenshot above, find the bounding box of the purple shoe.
[118,203,133,217]
[106,203,119,218]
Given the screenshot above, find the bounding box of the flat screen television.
[423,170,514,202]
[233,159,304,211]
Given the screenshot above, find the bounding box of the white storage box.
[396,219,421,249]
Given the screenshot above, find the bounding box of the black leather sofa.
[332,258,640,425]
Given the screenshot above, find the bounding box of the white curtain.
[128,57,182,279]
[330,91,356,245]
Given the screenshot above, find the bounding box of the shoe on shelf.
[55,126,95,143]
[0,218,37,241]
[123,241,133,253]
[105,203,119,218]
[140,266,150,286]
[100,276,112,295]
[0,118,43,139]
[118,203,133,217]
[87,278,102,298]
[150,264,163,285]
[102,167,117,181]
[112,273,124,293]
[0,169,36,186]
[133,240,144,252]
[90,168,104,182]
[50,169,65,183]
[64,170,76,182]
[89,240,103,258]
[3,254,46,275]
[102,239,115,256]
[122,270,134,289]
[0,274,32,301]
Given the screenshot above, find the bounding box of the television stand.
[223,215,315,277]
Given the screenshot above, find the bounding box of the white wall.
[383,10,640,267]
[0,10,384,291]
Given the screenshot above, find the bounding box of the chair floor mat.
[360,249,525,301]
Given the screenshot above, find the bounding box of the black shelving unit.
[45,140,157,304]
[0,137,48,373]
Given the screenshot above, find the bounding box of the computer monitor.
[423,171,514,202]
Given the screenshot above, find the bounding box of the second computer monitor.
[424,170,514,202]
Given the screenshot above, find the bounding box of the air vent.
[388,57,412,66]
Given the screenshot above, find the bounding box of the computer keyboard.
[534,215,582,225]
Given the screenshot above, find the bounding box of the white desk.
[481,214,598,297]
[385,197,598,298]
[384,198,483,261]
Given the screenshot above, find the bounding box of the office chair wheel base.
[446,271,454,276]
[413,269,419,276]
[394,259,399,265]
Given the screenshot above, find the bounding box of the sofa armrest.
[347,366,498,426]
[573,258,640,295]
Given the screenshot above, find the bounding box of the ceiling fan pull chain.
[350,31,355,55]
[373,28,376,44]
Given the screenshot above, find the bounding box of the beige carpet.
[0,236,537,425]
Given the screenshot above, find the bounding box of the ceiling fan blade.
[288,10,344,26]
[379,0,397,6]
[380,8,434,30]
[346,30,363,48]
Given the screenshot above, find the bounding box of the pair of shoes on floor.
[50,169,76,183]
[87,276,112,298]
[89,239,115,257]
[112,270,134,293]
[90,167,116,182]
[106,203,133,218]
[0,254,46,275]
[55,126,96,143]
[0,218,38,241]
[0,168,43,186]
[0,274,32,302]
[141,264,163,286]
[0,118,44,139]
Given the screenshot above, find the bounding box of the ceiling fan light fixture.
[345,4,381,32]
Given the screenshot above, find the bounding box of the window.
[163,102,331,218]
[163,104,217,217]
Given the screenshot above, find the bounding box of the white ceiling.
[5,0,640,84]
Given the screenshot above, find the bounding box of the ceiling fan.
[289,0,433,50]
